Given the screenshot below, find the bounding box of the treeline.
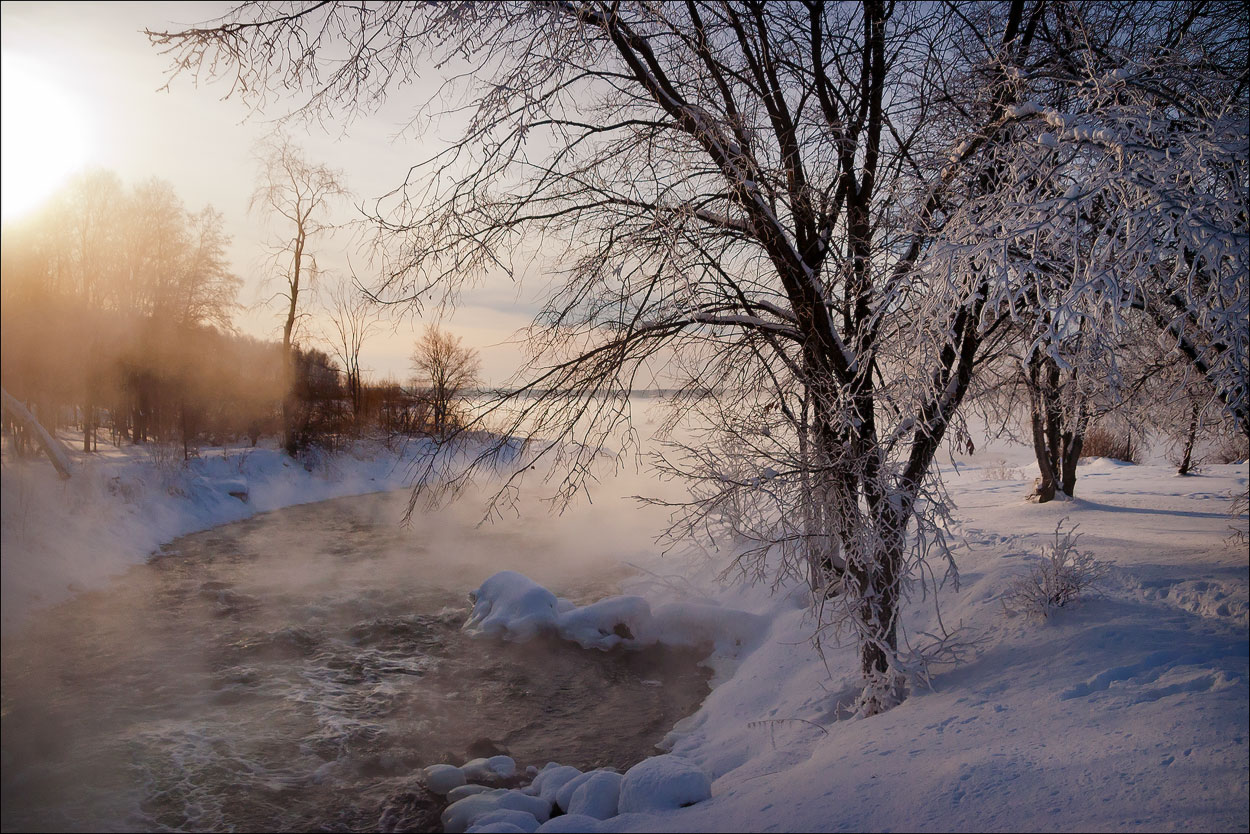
[1,169,437,461]
[2,170,273,456]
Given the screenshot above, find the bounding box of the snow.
[616,755,711,814]
[3,425,1246,832]
[464,570,562,640]
[449,437,1245,832]
[565,770,623,819]
[426,763,469,795]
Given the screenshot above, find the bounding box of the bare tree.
[323,276,383,422]
[150,0,1247,712]
[410,324,481,437]
[57,169,125,451]
[251,133,348,453]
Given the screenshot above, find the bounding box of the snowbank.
[1,437,441,631]
[464,570,769,660]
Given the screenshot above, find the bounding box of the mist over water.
[0,478,710,832]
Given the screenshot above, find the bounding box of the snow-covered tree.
[929,1,1247,440]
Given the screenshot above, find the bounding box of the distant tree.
[177,206,239,331]
[1,169,246,456]
[288,344,347,450]
[411,325,480,437]
[323,277,383,423]
[251,133,348,453]
[122,180,240,447]
[58,169,125,451]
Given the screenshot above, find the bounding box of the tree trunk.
[83,401,94,453]
[281,230,305,455]
[1060,397,1090,496]
[181,394,191,461]
[1028,362,1058,502]
[2,387,72,478]
[1178,401,1200,475]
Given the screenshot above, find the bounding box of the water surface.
[1,490,709,832]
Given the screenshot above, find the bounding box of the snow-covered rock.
[465,808,542,833]
[535,814,604,832]
[462,755,517,781]
[466,570,767,660]
[526,764,583,802]
[424,763,467,795]
[442,789,552,834]
[557,595,653,649]
[565,770,623,819]
[617,755,712,813]
[554,770,615,813]
[448,784,495,803]
[466,824,527,834]
[464,571,561,640]
[648,601,767,654]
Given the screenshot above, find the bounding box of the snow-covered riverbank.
[607,451,1248,833]
[1,437,432,630]
[2,434,1246,831]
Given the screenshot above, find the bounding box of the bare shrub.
[1079,425,1141,463]
[981,459,1024,481]
[146,440,186,484]
[1228,489,1249,546]
[1212,433,1249,465]
[1002,520,1112,619]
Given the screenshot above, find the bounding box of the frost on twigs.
[1002,520,1111,619]
[852,667,907,718]
[1226,488,1249,547]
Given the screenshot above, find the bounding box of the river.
[0,488,709,832]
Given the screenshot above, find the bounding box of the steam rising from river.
[1,423,711,832]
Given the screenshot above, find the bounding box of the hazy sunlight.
[1,52,92,223]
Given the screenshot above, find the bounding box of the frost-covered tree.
[931,1,1247,439]
[150,0,1248,712]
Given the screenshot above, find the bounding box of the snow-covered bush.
[1002,521,1111,619]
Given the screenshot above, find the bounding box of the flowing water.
[0,490,710,832]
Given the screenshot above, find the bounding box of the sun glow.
[1,52,93,223]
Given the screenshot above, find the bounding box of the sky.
[0,1,537,384]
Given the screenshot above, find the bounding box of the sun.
[1,52,93,223]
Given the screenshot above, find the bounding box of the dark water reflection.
[1,490,709,832]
